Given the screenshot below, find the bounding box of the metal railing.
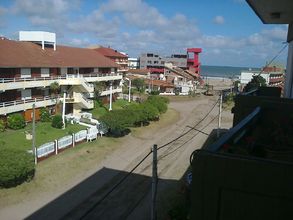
[0,95,59,108]
[0,72,121,83]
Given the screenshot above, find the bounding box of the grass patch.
[0,122,86,151]
[0,136,120,207]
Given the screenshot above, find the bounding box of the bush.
[7,113,26,130]
[141,102,160,121]
[146,95,169,114]
[0,119,5,132]
[0,148,35,188]
[40,107,51,122]
[51,114,63,129]
[149,90,160,95]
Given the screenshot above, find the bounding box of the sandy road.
[0,95,233,220]
[62,96,233,220]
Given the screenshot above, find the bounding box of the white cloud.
[213,15,225,25]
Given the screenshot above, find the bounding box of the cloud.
[69,38,90,47]
[213,15,225,25]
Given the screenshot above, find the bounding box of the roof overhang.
[246,0,293,24]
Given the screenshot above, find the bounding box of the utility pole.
[151,144,158,220]
[109,81,113,111]
[32,104,37,164]
[217,92,223,138]
[62,91,66,129]
[128,79,131,103]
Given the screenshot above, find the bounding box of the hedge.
[7,113,26,130]
[52,114,63,129]
[0,148,35,188]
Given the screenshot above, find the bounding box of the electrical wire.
[157,97,220,150]
[257,43,288,76]
[78,97,221,218]
[80,150,152,219]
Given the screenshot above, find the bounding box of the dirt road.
[0,95,233,220]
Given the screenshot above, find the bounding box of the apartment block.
[92,46,129,73]
[0,31,122,121]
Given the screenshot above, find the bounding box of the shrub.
[150,90,160,95]
[40,107,51,122]
[7,113,26,130]
[0,119,5,132]
[51,114,63,129]
[141,102,160,121]
[146,95,169,114]
[0,148,35,188]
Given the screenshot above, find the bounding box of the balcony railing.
[0,72,121,84]
[0,95,60,108]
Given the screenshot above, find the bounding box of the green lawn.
[0,122,86,151]
[90,99,137,119]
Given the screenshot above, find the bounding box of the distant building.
[139,48,202,78]
[128,58,140,69]
[240,65,285,90]
[92,46,129,73]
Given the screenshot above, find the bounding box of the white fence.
[75,130,87,142]
[36,127,104,161]
[37,142,55,158]
[58,135,73,150]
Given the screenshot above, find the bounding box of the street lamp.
[125,77,131,102]
[62,91,66,129]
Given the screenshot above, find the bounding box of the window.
[147,60,152,64]
[20,68,31,78]
[147,53,153,57]
[154,61,159,64]
[41,68,50,77]
[161,61,165,64]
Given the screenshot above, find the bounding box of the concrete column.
[284,41,293,98]
[109,82,113,111]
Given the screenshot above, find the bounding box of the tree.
[50,81,60,96]
[94,81,107,100]
[243,75,266,92]
[132,78,145,93]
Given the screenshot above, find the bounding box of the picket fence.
[36,127,101,161]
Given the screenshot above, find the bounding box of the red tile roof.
[93,46,128,58]
[0,39,118,68]
[127,68,150,75]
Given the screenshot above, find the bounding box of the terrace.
[189,0,293,219]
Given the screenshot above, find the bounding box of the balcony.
[0,96,59,115]
[100,87,122,96]
[0,72,122,91]
[190,87,293,219]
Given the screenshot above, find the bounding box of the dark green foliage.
[146,95,169,114]
[51,114,63,129]
[100,96,169,137]
[50,81,60,95]
[141,102,160,121]
[7,113,26,130]
[243,75,266,92]
[0,148,35,188]
[0,119,5,132]
[149,90,160,95]
[40,107,51,122]
[132,78,145,93]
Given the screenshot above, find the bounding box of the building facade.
[240,66,284,90]
[93,46,129,73]
[0,32,122,121]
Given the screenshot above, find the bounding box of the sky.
[0,0,289,67]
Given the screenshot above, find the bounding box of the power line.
[80,150,152,219]
[157,98,220,151]
[158,114,219,161]
[257,43,288,76]
[77,97,220,218]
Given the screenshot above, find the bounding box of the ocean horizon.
[201,65,261,78]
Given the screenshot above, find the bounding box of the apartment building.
[0,31,122,121]
[93,46,129,73]
[240,65,285,90]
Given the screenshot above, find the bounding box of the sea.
[200,65,260,79]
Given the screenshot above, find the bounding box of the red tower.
[187,48,202,75]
